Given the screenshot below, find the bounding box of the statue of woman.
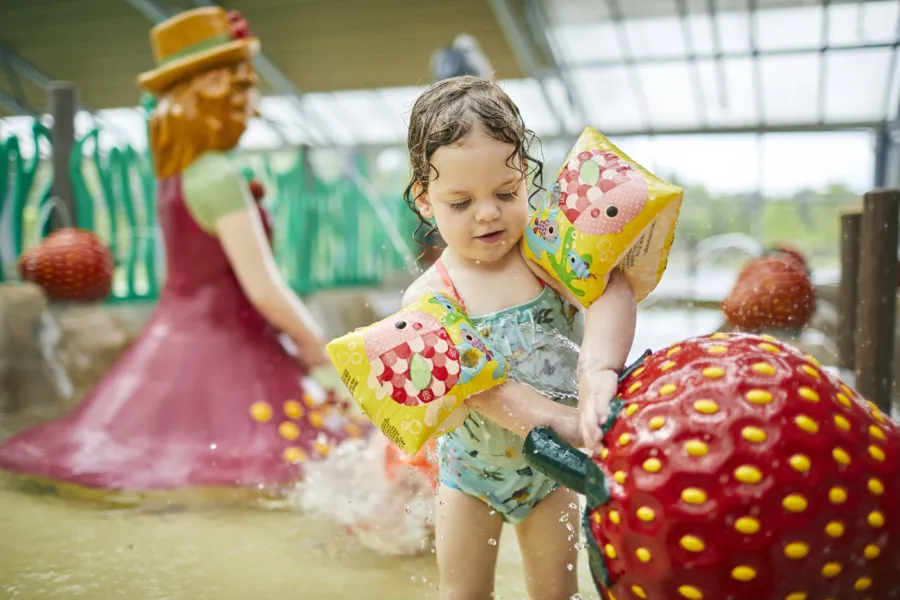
[0,7,365,496]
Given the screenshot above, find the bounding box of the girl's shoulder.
[401,265,450,309]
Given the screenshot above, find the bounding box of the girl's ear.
[413,182,433,218]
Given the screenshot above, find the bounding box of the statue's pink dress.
[0,156,360,492]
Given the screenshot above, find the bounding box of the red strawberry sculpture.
[526,333,900,600]
[723,254,816,332]
[18,228,114,303]
[771,243,810,274]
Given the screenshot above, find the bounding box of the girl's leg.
[435,484,504,600]
[515,487,581,600]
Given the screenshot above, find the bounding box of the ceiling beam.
[604,0,654,132]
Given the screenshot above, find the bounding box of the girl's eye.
[497,192,517,201]
[449,200,471,211]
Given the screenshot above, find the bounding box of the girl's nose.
[474,200,501,222]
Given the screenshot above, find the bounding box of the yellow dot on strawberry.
[250,401,273,423]
[309,410,325,428]
[801,365,820,378]
[278,421,300,440]
[680,535,705,552]
[702,366,725,378]
[628,381,642,394]
[648,416,666,430]
[869,445,886,462]
[731,566,756,581]
[659,383,677,395]
[636,507,655,522]
[618,433,631,446]
[798,387,820,402]
[660,360,676,371]
[605,543,617,559]
[854,577,872,591]
[681,488,707,505]
[677,585,703,600]
[869,425,886,440]
[613,471,626,484]
[835,392,852,407]
[745,389,773,404]
[832,447,851,465]
[758,342,780,353]
[821,563,842,577]
[794,415,819,434]
[608,510,621,524]
[734,516,760,535]
[707,345,727,355]
[825,521,844,538]
[685,440,709,457]
[868,477,885,495]
[710,333,729,340]
[784,542,810,559]
[784,593,807,600]
[743,427,768,443]
[625,403,640,416]
[283,447,307,463]
[632,367,645,377]
[783,494,808,513]
[868,511,885,528]
[829,486,848,504]
[643,458,661,473]
[635,548,652,562]
[314,440,331,456]
[632,585,647,599]
[694,399,719,414]
[833,415,850,430]
[283,400,304,419]
[666,346,681,357]
[735,465,763,484]
[751,362,776,375]
[864,544,881,559]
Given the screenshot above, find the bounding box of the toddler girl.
[401,76,637,599]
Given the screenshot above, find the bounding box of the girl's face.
[415,125,529,265]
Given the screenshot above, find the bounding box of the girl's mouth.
[475,230,505,244]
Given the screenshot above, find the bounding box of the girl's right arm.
[465,384,583,448]
[402,269,584,448]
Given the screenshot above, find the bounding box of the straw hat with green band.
[137,6,259,95]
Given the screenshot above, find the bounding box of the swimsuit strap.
[434,257,467,312]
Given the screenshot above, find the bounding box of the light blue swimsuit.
[434,260,584,524]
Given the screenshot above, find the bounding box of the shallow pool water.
[0,307,729,600]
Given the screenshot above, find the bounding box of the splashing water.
[502,322,582,405]
[287,435,436,557]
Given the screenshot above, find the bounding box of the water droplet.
[209,443,217,450]
[569,503,578,510]
[649,448,659,456]
[405,505,412,514]
[560,514,569,523]
[488,538,497,546]
[567,563,574,571]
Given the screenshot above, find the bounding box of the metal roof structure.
[2,0,899,153]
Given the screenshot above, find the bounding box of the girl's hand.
[578,368,619,452]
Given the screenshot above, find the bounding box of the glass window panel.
[624,17,688,59]
[329,90,404,144]
[551,23,622,66]
[695,57,757,126]
[644,133,763,192]
[824,48,893,121]
[543,76,588,135]
[498,78,561,137]
[543,0,609,25]
[716,10,751,53]
[829,0,900,46]
[758,53,820,124]
[240,119,284,152]
[760,131,876,194]
[886,52,900,120]
[756,6,823,51]
[258,96,312,145]
[570,66,644,132]
[300,94,357,146]
[379,86,425,128]
[636,62,702,129]
[684,12,716,55]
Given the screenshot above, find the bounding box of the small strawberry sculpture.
[723,254,816,331]
[526,333,900,600]
[18,228,114,303]
[247,179,265,203]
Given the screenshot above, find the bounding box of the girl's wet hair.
[403,76,544,259]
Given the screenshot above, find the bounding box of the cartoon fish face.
[532,219,560,244]
[429,292,463,315]
[459,324,492,360]
[364,311,461,407]
[557,150,648,236]
[567,250,594,280]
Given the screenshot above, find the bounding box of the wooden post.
[854,189,900,411]
[49,81,77,230]
[837,212,862,370]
